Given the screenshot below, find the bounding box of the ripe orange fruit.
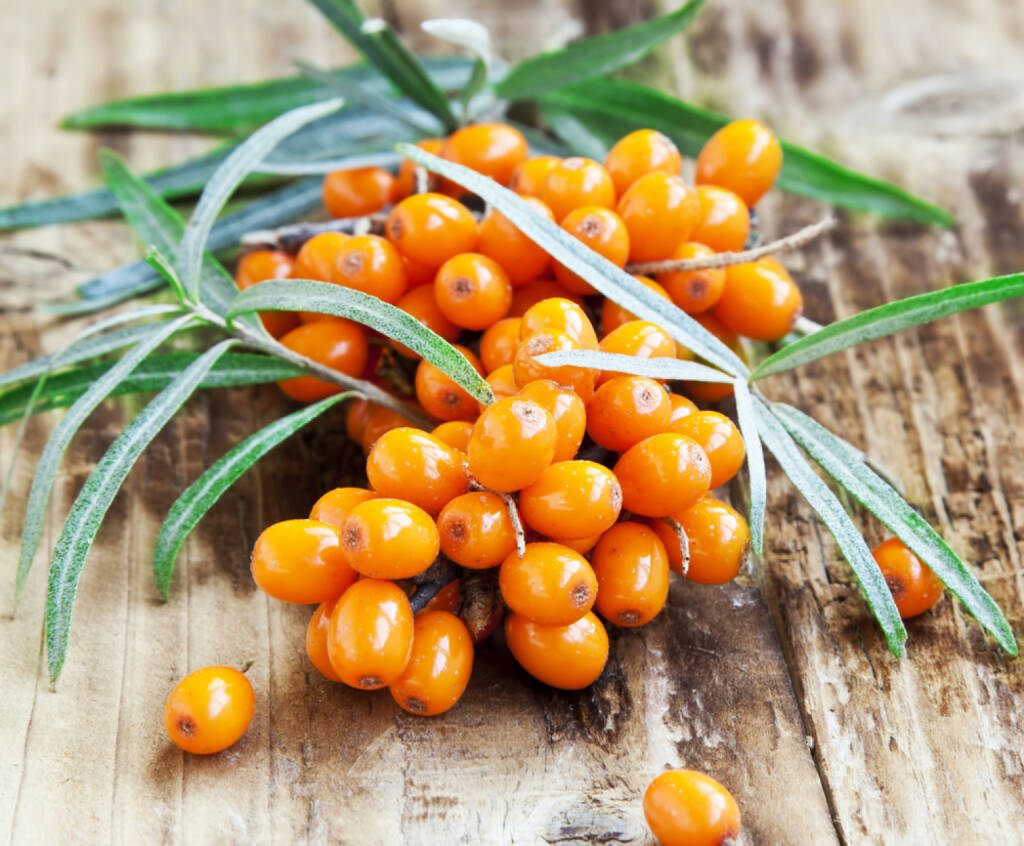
[499,542,597,626]
[617,172,700,262]
[872,537,944,618]
[519,461,622,541]
[389,610,474,716]
[308,487,378,528]
[327,579,414,689]
[592,522,670,626]
[691,185,750,252]
[538,157,616,222]
[434,252,513,330]
[515,379,586,462]
[476,198,553,285]
[656,242,726,315]
[441,122,529,186]
[644,769,741,846]
[251,519,357,604]
[604,129,683,196]
[306,597,344,682]
[713,257,803,341]
[614,433,712,517]
[386,193,477,269]
[504,611,609,690]
[587,375,671,451]
[467,397,557,492]
[322,166,395,218]
[366,427,470,515]
[340,498,440,579]
[277,319,369,402]
[696,118,782,207]
[164,666,255,755]
[668,410,746,489]
[553,206,630,294]
[437,491,517,569]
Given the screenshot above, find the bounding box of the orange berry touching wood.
[515,379,586,462]
[592,522,670,626]
[366,427,470,515]
[872,537,944,618]
[434,252,513,330]
[309,487,378,528]
[327,579,414,689]
[437,491,517,569]
[164,666,254,755]
[539,157,616,222]
[499,542,597,626]
[441,122,529,186]
[251,519,357,604]
[477,197,553,286]
[714,257,803,341]
[332,234,408,304]
[322,166,395,218]
[696,118,782,207]
[389,610,474,716]
[672,496,750,582]
[341,498,440,579]
[617,172,700,263]
[386,193,477,269]
[307,597,344,682]
[519,460,622,540]
[467,397,557,492]
[553,206,630,295]
[415,344,485,422]
[587,375,671,451]
[644,769,741,846]
[277,318,369,402]
[480,317,524,373]
[668,410,746,489]
[604,129,683,196]
[657,242,726,315]
[614,433,712,517]
[691,185,750,253]
[505,611,609,690]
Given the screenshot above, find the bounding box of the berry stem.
[793,315,825,335]
[409,567,459,614]
[240,213,388,252]
[659,517,691,576]
[468,478,526,557]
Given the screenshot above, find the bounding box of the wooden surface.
[2,1,1023,844]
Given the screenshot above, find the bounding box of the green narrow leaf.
[45,339,235,682]
[421,19,492,114]
[772,402,1017,655]
[153,392,352,598]
[143,248,188,303]
[538,109,610,161]
[534,349,732,383]
[752,273,1024,381]
[753,397,907,655]
[537,78,953,226]
[732,380,766,555]
[228,278,494,404]
[494,0,706,101]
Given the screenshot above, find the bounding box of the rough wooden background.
[2,1,1022,844]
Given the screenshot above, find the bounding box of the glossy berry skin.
[587,375,671,451]
[235,250,299,338]
[418,579,463,616]
[389,611,474,716]
[597,320,676,386]
[644,769,741,846]
[509,279,585,316]
[468,397,556,492]
[505,611,608,690]
[306,597,344,682]
[672,496,750,582]
[438,491,516,569]
[614,433,712,517]
[539,157,617,222]
[441,122,529,186]
[322,166,395,218]
[415,345,485,422]
[509,155,561,196]
[392,284,461,359]
[293,232,349,283]
[696,118,782,207]
[386,193,477,269]
[657,242,727,315]
[346,398,373,444]
[366,428,470,515]
[692,185,750,252]
[603,129,683,196]
[431,420,473,452]
[327,579,414,689]
[251,519,357,604]
[480,317,523,373]
[714,257,803,341]
[553,207,630,295]
[332,234,408,303]
[872,537,944,618]
[341,498,440,579]
[516,379,586,462]
[520,297,599,351]
[164,666,254,755]
[309,487,378,528]
[477,198,553,285]
[514,330,596,402]
[500,542,597,626]
[669,411,745,489]
[592,522,670,626]
[394,138,444,200]
[667,393,699,424]
[361,404,423,452]
[277,319,369,402]
[617,172,700,263]
[561,533,602,555]
[601,276,671,335]
[434,253,513,330]
[519,461,622,540]
[485,364,520,402]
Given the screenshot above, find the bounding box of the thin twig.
[626,216,836,275]
[469,479,526,556]
[659,517,690,577]
[793,316,825,335]
[240,213,388,252]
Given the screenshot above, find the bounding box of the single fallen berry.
[643,769,741,846]
[872,537,944,618]
[164,666,255,755]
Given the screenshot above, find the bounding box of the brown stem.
[240,213,389,253]
[659,517,691,576]
[468,478,526,557]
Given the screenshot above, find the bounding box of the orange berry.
[235,249,299,338]
[515,379,586,461]
[601,276,671,334]
[477,198,553,286]
[592,522,670,626]
[293,232,349,282]
[361,403,423,452]
[332,234,408,303]
[434,253,513,330]
[604,129,683,196]
[696,118,782,207]
[485,363,520,402]
[510,155,561,196]
[322,166,395,218]
[480,317,524,373]
[519,460,622,540]
[614,433,712,517]
[561,533,602,555]
[438,491,516,569]
[667,393,699,424]
[415,344,485,421]
[366,428,470,515]
[539,157,616,222]
[441,122,529,186]
[597,320,676,386]
[587,375,671,451]
[393,138,444,200]
[673,496,750,582]
[392,285,460,359]
[251,519,357,604]
[431,420,473,452]
[277,319,369,402]
[509,279,585,316]
[403,254,437,288]
[553,206,630,294]
[872,537,944,618]
[668,410,745,489]
[306,597,344,682]
[327,579,414,689]
[417,578,462,615]
[520,297,599,350]
[468,397,556,492]
[617,172,699,262]
[504,611,608,689]
[389,610,474,716]
[644,769,741,846]
[514,330,596,402]
[500,542,597,625]
[386,193,477,269]
[683,313,745,403]
[164,666,254,755]
[657,242,726,315]
[714,257,803,341]
[346,397,373,444]
[309,487,378,528]
[341,498,440,579]
[691,185,750,252]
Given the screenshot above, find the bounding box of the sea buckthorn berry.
[293,232,349,283]
[604,129,683,196]
[516,380,586,461]
[251,519,357,604]
[431,420,473,452]
[332,234,408,303]
[668,411,745,489]
[235,250,299,338]
[361,403,423,452]
[514,330,596,402]
[667,393,699,424]
[309,487,378,528]
[597,320,676,385]
[485,364,520,402]
[164,666,254,755]
[617,172,700,262]
[674,496,750,582]
[509,279,585,316]
[539,157,616,222]
[327,579,414,689]
[614,433,712,517]
[696,118,782,207]
[592,522,670,626]
[683,313,745,403]
[418,578,462,615]
[519,461,622,540]
[657,242,727,315]
[500,542,597,625]
[391,284,461,359]
[434,253,513,330]
[520,297,599,351]
[872,537,944,618]
[346,398,373,444]
[366,428,470,515]
[510,155,561,195]
[441,122,529,186]
[341,498,440,579]
[277,319,369,402]
[644,769,741,846]
[403,254,437,288]
[692,185,750,252]
[393,138,443,200]
[505,611,608,689]
[481,318,524,373]
[306,598,344,682]
[322,166,395,219]
[386,193,477,269]
[438,491,516,569]
[714,257,803,341]
[389,610,474,716]
[553,207,630,295]
[601,276,671,334]
[468,397,557,492]
[561,533,602,554]
[415,344,485,422]
[587,376,671,451]
[477,198,554,286]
